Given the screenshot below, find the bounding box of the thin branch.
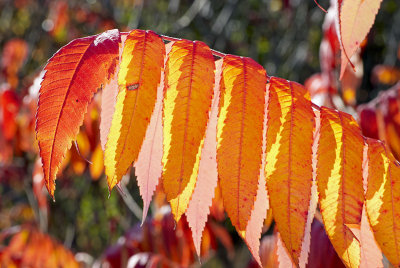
[117,176,143,221]
[74,140,92,165]
[173,0,209,31]
[161,35,227,58]
[313,0,327,13]
[211,0,238,35]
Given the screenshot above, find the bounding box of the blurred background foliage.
[0,0,399,266]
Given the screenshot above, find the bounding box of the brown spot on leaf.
[127,83,139,91]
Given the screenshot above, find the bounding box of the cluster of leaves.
[34,0,400,266]
[100,206,235,267]
[0,0,398,267]
[0,225,79,267]
[358,83,400,160]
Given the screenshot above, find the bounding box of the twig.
[313,0,327,13]
[64,225,75,248]
[211,0,238,35]
[161,35,227,58]
[173,0,209,31]
[24,179,48,232]
[74,140,92,165]
[117,177,143,221]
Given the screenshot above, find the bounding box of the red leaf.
[36,29,120,197]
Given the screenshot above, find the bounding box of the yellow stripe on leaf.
[265,77,314,265]
[217,55,267,232]
[365,138,400,266]
[104,30,165,190]
[162,40,215,221]
[317,107,364,268]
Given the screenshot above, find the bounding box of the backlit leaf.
[217,55,267,232]
[239,81,270,266]
[36,29,120,197]
[90,143,104,180]
[99,33,127,150]
[277,232,295,268]
[135,42,174,223]
[339,0,383,78]
[299,109,320,268]
[317,107,364,268]
[104,29,164,190]
[186,59,222,256]
[162,39,215,221]
[365,138,400,267]
[265,77,314,266]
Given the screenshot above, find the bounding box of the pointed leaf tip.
[135,42,174,224]
[317,107,364,267]
[36,29,120,196]
[217,55,267,232]
[266,77,314,265]
[162,39,215,221]
[104,29,165,191]
[339,0,383,78]
[186,59,223,256]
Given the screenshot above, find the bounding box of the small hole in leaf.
[127,83,139,91]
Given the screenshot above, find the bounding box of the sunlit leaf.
[186,59,222,256]
[317,107,364,267]
[36,29,120,197]
[162,39,215,221]
[265,77,314,266]
[365,138,400,267]
[135,42,174,222]
[217,55,267,232]
[104,29,164,190]
[339,0,383,78]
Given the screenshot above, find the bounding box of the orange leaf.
[104,29,165,190]
[365,138,400,267]
[135,42,174,222]
[239,81,270,266]
[265,77,315,266]
[162,40,215,221]
[1,89,20,141]
[339,0,383,78]
[185,59,222,256]
[1,38,28,88]
[90,143,104,180]
[0,227,79,267]
[36,29,120,198]
[317,107,364,267]
[217,55,267,232]
[372,65,400,86]
[298,109,320,268]
[70,131,90,175]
